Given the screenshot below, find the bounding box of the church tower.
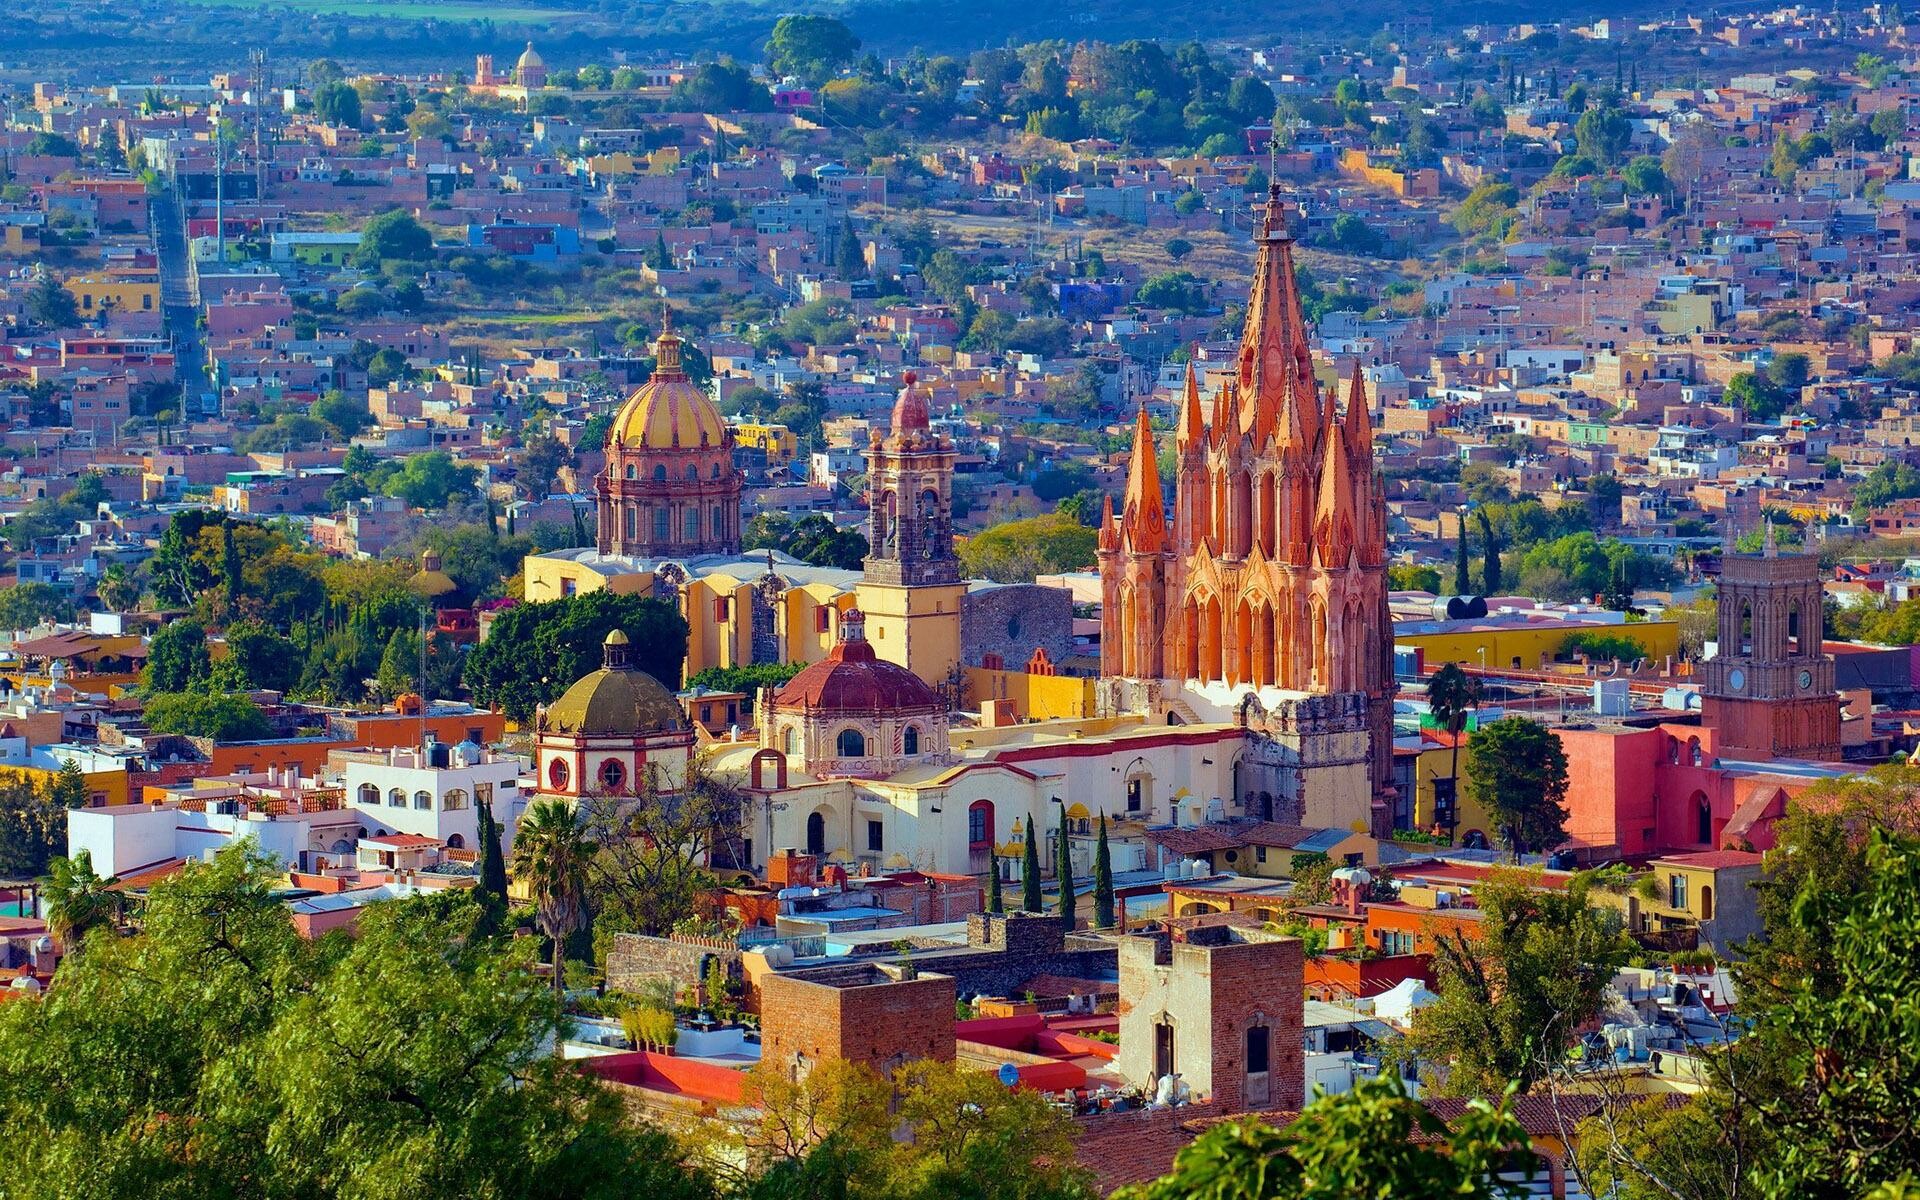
[1700,532,1841,761]
[1097,186,1394,836]
[857,373,965,687]
[596,327,742,560]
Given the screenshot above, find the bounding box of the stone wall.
[961,583,1073,670]
[905,912,1119,999]
[604,932,741,999]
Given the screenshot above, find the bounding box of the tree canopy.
[465,591,690,721]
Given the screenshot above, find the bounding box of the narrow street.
[151,186,212,415]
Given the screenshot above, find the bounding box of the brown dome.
[773,610,944,714]
[544,630,683,735]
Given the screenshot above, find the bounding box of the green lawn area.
[176,0,572,19]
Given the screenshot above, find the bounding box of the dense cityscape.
[0,2,1914,1197]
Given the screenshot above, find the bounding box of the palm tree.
[43,851,115,955]
[1427,662,1482,842]
[513,798,595,995]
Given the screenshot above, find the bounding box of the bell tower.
[1699,531,1840,761]
[858,373,965,687]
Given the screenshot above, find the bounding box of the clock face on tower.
[1727,668,1746,693]
[1800,669,1814,690]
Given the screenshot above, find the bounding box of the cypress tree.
[1055,801,1076,930]
[1454,518,1472,595]
[221,523,242,609]
[1478,510,1503,595]
[472,795,510,938]
[1092,813,1115,929]
[986,856,1003,914]
[571,507,588,546]
[485,494,499,539]
[1021,819,1042,913]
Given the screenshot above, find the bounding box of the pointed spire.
[1119,405,1166,553]
[1176,359,1206,451]
[1763,515,1777,558]
[1237,183,1319,453]
[1344,361,1374,448]
[1098,492,1119,552]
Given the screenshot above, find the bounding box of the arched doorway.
[806,811,826,856]
[968,800,994,875]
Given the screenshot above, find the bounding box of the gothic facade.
[1098,192,1395,835]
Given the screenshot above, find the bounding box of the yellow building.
[730,420,799,465]
[1396,617,1680,673]
[64,274,160,318]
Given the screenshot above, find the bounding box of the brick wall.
[760,962,956,1076]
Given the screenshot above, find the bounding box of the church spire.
[1120,405,1166,553]
[1176,359,1206,452]
[1237,182,1319,452]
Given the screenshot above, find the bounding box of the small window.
[837,728,866,757]
[414,790,432,810]
[599,759,626,791]
[867,819,883,852]
[903,725,920,755]
[549,758,570,790]
[387,788,406,808]
[1669,874,1688,910]
[443,789,468,811]
[1246,1025,1270,1075]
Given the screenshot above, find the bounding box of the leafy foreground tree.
[695,1057,1092,1200]
[0,846,712,1200]
[516,797,596,995]
[1116,1072,1531,1200]
[1462,715,1570,859]
[1406,867,1631,1099]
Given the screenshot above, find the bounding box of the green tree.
[959,514,1098,582]
[95,564,141,613]
[1455,520,1472,595]
[1408,866,1630,1098]
[766,14,860,84]
[42,849,114,954]
[143,692,273,740]
[1116,1072,1530,1199]
[48,758,89,812]
[23,272,78,330]
[1462,716,1569,859]
[383,450,478,510]
[1021,818,1042,913]
[352,209,433,269]
[517,433,574,501]
[888,1059,1094,1198]
[0,582,73,630]
[311,389,373,438]
[986,855,1003,914]
[1054,801,1077,929]
[514,797,595,996]
[1092,813,1115,928]
[1621,154,1668,196]
[0,846,711,1199]
[145,619,211,692]
[472,785,510,939]
[464,591,689,722]
[1388,563,1443,592]
[1426,663,1481,837]
[580,758,739,942]
[312,79,363,128]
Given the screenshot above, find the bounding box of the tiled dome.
[772,610,943,714]
[609,330,727,452]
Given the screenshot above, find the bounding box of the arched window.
[1689,737,1703,767]
[781,726,795,755]
[711,462,722,479]
[387,788,406,808]
[414,790,433,810]
[443,789,468,811]
[1786,601,1801,655]
[805,811,826,856]
[653,464,667,482]
[836,728,866,757]
[1739,602,1753,655]
[1697,795,1712,844]
[685,465,699,481]
[902,725,920,755]
[357,783,380,807]
[968,799,993,847]
[549,758,571,790]
[446,833,465,849]
[624,464,637,480]
[599,759,627,791]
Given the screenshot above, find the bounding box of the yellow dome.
[610,331,728,451]
[544,630,683,736]
[517,42,544,69]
